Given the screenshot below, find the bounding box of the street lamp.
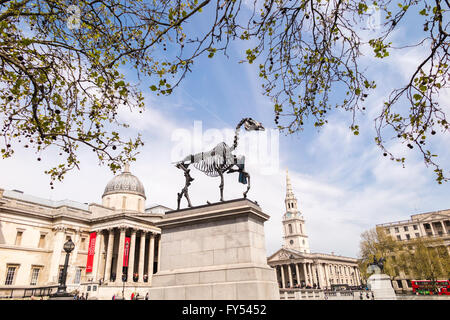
[56,238,75,296]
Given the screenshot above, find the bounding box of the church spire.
[282,168,310,253]
[285,169,298,212]
[286,169,294,197]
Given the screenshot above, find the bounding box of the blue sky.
[1,3,449,258]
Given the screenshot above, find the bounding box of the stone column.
[302,263,307,286]
[104,228,115,281]
[324,264,331,289]
[288,264,293,288]
[440,221,447,234]
[156,235,161,272]
[92,230,103,281]
[138,231,146,282]
[280,265,285,288]
[147,233,155,283]
[115,226,126,283]
[317,264,325,289]
[295,263,300,287]
[356,267,362,285]
[127,229,137,283]
[307,263,313,285]
[312,264,318,287]
[47,226,66,283]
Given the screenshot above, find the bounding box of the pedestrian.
[112,294,115,300]
[136,293,140,300]
[145,292,149,300]
[131,292,135,300]
[81,293,85,300]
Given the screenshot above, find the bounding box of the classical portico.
[268,248,361,289]
[89,226,160,285]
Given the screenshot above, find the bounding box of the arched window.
[288,224,293,234]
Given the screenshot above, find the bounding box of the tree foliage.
[0,0,241,183]
[402,237,450,282]
[1,0,449,184]
[242,0,449,183]
[359,227,450,286]
[358,227,402,281]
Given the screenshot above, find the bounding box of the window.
[75,268,82,284]
[15,231,23,246]
[397,235,401,240]
[415,233,420,238]
[404,226,408,231]
[289,240,294,245]
[406,234,410,240]
[288,224,293,234]
[424,223,430,230]
[38,234,46,248]
[395,227,399,233]
[413,225,418,230]
[80,237,86,250]
[385,228,390,234]
[5,266,18,285]
[30,268,40,285]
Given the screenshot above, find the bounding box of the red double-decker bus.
[411,280,450,295]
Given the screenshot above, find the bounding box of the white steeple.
[285,169,298,212]
[282,169,310,253]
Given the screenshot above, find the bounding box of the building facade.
[0,165,171,298]
[376,209,450,292]
[267,170,362,290]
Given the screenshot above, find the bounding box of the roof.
[3,189,89,211]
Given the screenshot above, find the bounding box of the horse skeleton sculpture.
[174,118,265,210]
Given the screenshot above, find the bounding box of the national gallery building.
[0,165,170,298]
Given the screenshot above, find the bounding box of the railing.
[0,285,59,299]
[279,289,374,300]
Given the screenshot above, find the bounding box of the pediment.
[415,212,450,223]
[267,248,305,263]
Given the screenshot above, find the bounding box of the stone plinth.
[147,199,280,300]
[367,274,397,300]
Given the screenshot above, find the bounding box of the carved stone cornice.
[52,225,67,233]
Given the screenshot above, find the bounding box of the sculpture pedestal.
[367,274,396,300]
[148,199,280,300]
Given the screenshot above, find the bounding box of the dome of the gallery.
[102,164,146,199]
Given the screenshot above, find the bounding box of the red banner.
[123,237,131,267]
[86,232,97,273]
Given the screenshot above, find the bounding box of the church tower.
[282,169,310,253]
